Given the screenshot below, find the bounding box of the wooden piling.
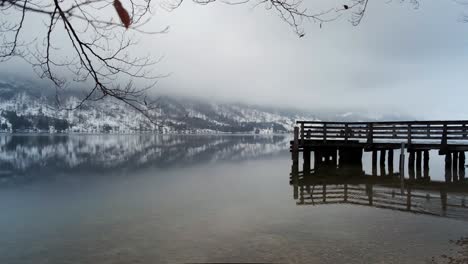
[453,152,459,181]
[314,151,321,169]
[416,151,422,179]
[372,150,377,176]
[408,151,415,180]
[388,149,394,176]
[303,147,311,176]
[445,153,452,183]
[380,150,386,166]
[292,127,299,174]
[399,144,405,176]
[379,150,386,176]
[460,152,466,180]
[331,148,337,167]
[423,150,430,179]
[367,123,374,145]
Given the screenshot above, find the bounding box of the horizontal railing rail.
[296,120,468,144]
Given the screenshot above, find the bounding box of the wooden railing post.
[345,123,349,142]
[323,123,327,142]
[300,122,304,145]
[407,124,412,145]
[367,123,373,145]
[441,123,448,146]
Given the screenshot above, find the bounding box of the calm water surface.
[0,134,467,263]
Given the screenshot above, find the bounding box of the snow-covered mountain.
[0,78,319,134]
[0,77,410,134]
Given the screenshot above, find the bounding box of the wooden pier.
[291,120,468,180]
[289,120,468,220]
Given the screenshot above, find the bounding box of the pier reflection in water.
[290,150,468,221]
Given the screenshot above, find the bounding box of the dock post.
[300,123,304,146]
[453,152,459,181]
[314,150,322,170]
[416,151,422,179]
[344,124,349,143]
[460,152,466,180]
[445,153,452,183]
[408,151,415,180]
[441,124,448,146]
[423,150,430,179]
[303,148,311,176]
[372,150,377,176]
[292,127,299,174]
[367,123,374,145]
[380,150,386,166]
[380,150,386,176]
[388,149,394,176]
[399,143,405,194]
[407,124,412,145]
[331,148,337,167]
[323,123,327,143]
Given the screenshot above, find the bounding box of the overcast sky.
[2,0,468,119]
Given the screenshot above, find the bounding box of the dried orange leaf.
[114,0,131,29]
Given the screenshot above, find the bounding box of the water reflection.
[290,160,468,221]
[0,134,289,186]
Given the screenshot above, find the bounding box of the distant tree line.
[1,111,69,132]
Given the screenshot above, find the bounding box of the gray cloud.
[1,0,468,119]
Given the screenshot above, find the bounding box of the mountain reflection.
[0,134,289,185]
[290,162,468,221]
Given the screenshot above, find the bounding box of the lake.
[0,134,467,263]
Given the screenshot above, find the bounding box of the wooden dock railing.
[296,120,468,145]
